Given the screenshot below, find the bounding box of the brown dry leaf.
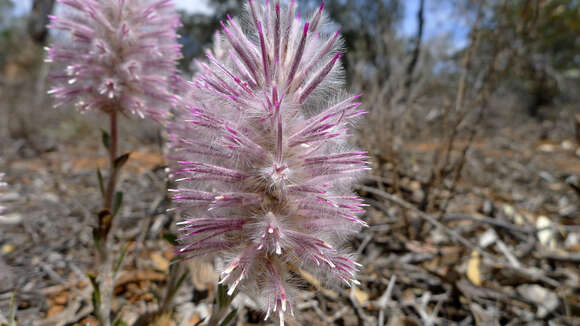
[163,248,175,260]
[52,290,69,305]
[351,286,370,305]
[115,270,166,288]
[45,304,65,318]
[79,317,99,326]
[467,250,482,286]
[150,312,176,326]
[188,313,201,325]
[387,313,421,326]
[409,181,422,190]
[2,244,14,254]
[151,252,169,272]
[401,289,416,304]
[569,242,580,253]
[439,246,463,265]
[537,143,556,153]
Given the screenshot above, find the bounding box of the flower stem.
[104,110,118,211]
[207,285,238,326]
[95,110,119,326]
[206,304,231,326]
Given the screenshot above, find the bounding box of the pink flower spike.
[46,0,182,118]
[168,1,368,324]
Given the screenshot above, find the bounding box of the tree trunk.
[27,0,56,44]
[403,0,425,99]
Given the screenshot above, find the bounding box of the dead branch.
[357,185,480,252]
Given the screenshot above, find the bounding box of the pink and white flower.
[168,1,368,324]
[46,0,182,119]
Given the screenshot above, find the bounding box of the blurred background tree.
[177,0,245,71]
[474,0,580,117]
[27,0,55,44]
[0,0,15,67]
[0,0,14,23]
[323,0,403,87]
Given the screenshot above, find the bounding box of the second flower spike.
[46,0,182,119]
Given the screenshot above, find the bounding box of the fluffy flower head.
[168,0,368,324]
[46,0,182,119]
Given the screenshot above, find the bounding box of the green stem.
[207,286,238,326]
